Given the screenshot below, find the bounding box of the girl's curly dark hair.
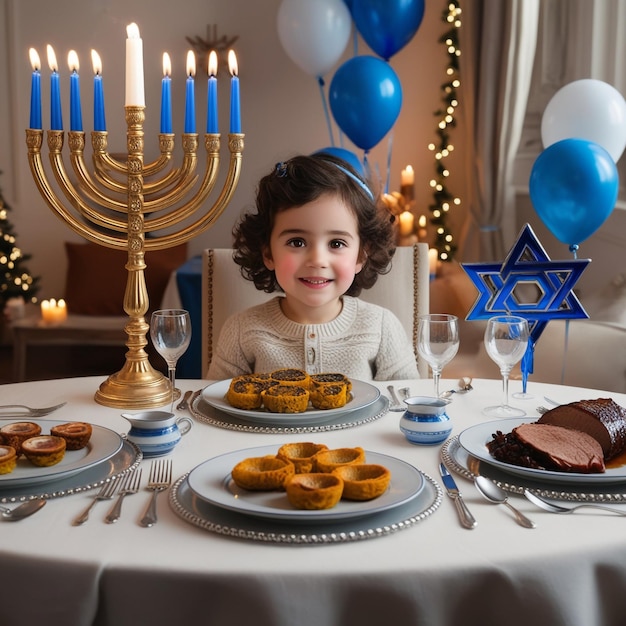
[232,154,396,296]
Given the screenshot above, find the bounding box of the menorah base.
[94,359,173,409]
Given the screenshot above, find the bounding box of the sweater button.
[309,332,316,339]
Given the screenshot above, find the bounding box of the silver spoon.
[524,490,626,516]
[386,385,405,411]
[0,499,46,521]
[441,377,474,399]
[475,476,536,528]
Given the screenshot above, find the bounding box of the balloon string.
[385,132,394,194]
[318,76,335,147]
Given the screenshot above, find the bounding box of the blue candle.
[160,53,172,134]
[47,45,63,130]
[184,50,196,134]
[68,50,83,132]
[28,48,42,130]
[228,50,241,133]
[206,50,218,134]
[92,50,106,131]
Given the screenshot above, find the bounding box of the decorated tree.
[0,172,40,307]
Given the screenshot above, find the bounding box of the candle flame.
[29,48,41,72]
[126,22,141,39]
[46,45,58,72]
[186,50,195,77]
[163,52,171,77]
[228,50,238,77]
[91,50,102,75]
[68,50,79,73]
[208,50,218,77]
[418,215,427,228]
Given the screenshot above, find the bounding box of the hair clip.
[275,162,288,177]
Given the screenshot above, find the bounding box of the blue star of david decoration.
[462,223,590,345]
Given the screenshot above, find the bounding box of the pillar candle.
[228,50,241,133]
[418,214,427,240]
[160,53,172,134]
[428,248,438,279]
[400,165,414,201]
[68,50,83,132]
[28,48,42,130]
[207,50,218,134]
[91,50,106,132]
[398,210,414,236]
[41,298,67,324]
[125,23,145,107]
[47,45,63,130]
[184,50,196,133]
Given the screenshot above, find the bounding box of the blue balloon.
[351,0,425,60]
[529,138,619,246]
[329,55,402,151]
[314,147,364,176]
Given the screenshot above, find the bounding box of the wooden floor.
[0,343,166,385]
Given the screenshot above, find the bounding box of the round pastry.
[285,473,344,510]
[310,373,352,393]
[262,385,310,413]
[277,442,329,473]
[332,464,391,500]
[0,445,17,475]
[21,435,66,467]
[309,383,348,410]
[231,455,295,491]
[50,422,93,450]
[314,447,366,473]
[270,368,311,389]
[0,422,42,456]
[226,378,265,410]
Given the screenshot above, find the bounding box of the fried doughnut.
[332,464,391,500]
[231,455,295,490]
[0,422,42,456]
[262,385,310,413]
[21,435,66,467]
[314,447,366,473]
[285,473,344,510]
[0,445,17,475]
[277,442,329,473]
[50,422,93,450]
[309,383,348,410]
[226,379,265,410]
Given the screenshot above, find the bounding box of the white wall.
[0,0,463,300]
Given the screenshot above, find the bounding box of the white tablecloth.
[1,376,626,626]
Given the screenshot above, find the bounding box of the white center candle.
[125,22,145,107]
[398,210,414,236]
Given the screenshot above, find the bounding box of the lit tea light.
[41,298,67,324]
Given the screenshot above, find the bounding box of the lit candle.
[418,214,427,240]
[68,50,83,132]
[47,45,63,130]
[400,165,414,201]
[28,48,42,130]
[91,50,106,132]
[228,50,241,133]
[160,53,172,134]
[125,22,145,107]
[398,210,414,236]
[207,50,218,134]
[428,248,438,279]
[184,50,196,133]
[41,298,67,324]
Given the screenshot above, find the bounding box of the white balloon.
[277,0,352,77]
[541,79,626,162]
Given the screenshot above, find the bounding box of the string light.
[428,0,461,262]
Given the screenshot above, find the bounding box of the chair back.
[201,244,430,378]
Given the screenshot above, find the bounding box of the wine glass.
[483,315,529,417]
[417,314,460,397]
[150,309,192,410]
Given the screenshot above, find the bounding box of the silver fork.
[140,459,173,527]
[0,402,66,417]
[104,469,143,524]
[72,480,118,526]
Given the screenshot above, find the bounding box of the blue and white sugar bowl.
[399,396,452,445]
[122,411,193,457]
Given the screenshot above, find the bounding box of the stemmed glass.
[483,315,529,417]
[150,309,192,410]
[417,314,460,397]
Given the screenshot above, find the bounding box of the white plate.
[458,418,626,484]
[201,378,380,425]
[187,445,425,521]
[0,420,123,487]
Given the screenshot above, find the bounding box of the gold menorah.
[25,108,244,408]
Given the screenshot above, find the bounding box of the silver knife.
[439,462,477,529]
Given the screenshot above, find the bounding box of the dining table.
[1,374,626,626]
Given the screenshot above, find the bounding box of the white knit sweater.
[207,296,420,382]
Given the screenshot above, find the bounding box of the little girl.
[207,154,420,381]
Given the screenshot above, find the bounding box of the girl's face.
[263,193,363,324]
